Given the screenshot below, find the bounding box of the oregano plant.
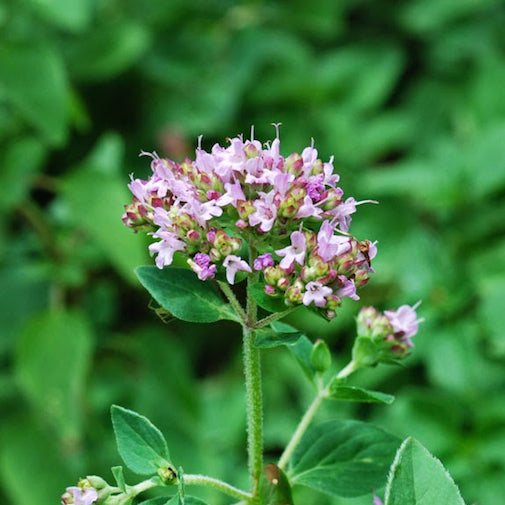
[61,127,465,505]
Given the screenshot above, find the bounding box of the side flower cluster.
[123,127,376,317]
[255,223,376,319]
[353,302,424,366]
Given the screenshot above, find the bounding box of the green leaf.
[0,43,69,145]
[111,405,171,475]
[288,420,401,497]
[111,466,126,492]
[248,282,288,313]
[384,438,466,505]
[327,384,395,404]
[135,266,239,323]
[254,321,304,348]
[288,335,318,381]
[15,310,93,438]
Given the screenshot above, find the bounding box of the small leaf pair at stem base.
[383,438,466,505]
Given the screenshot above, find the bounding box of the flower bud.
[310,339,332,372]
[244,142,259,158]
[285,278,304,305]
[277,277,290,291]
[84,476,108,491]
[264,266,283,285]
[285,152,304,176]
[237,200,255,219]
[264,284,277,296]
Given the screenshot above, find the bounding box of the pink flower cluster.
[256,223,377,319]
[123,128,376,316]
[357,302,424,357]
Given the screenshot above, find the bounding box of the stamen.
[271,122,282,139]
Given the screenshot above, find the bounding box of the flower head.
[124,126,377,304]
[353,302,424,367]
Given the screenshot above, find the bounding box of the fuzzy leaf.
[288,420,400,497]
[385,438,466,505]
[136,266,239,323]
[111,405,171,475]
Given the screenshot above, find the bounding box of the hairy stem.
[184,474,253,502]
[243,244,263,498]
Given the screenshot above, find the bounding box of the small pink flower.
[384,301,424,342]
[61,487,98,505]
[223,255,252,284]
[317,220,351,262]
[303,281,333,307]
[276,230,307,269]
[149,231,186,268]
[335,276,359,300]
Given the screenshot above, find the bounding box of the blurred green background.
[1,1,505,504]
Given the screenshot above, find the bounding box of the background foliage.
[1,1,505,504]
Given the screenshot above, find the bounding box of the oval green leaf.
[384,438,466,505]
[111,405,171,475]
[135,266,239,323]
[328,384,395,404]
[288,420,400,497]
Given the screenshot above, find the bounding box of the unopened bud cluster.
[353,302,424,366]
[123,127,376,316]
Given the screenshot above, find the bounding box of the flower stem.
[218,280,248,323]
[243,328,263,497]
[243,245,263,497]
[253,307,296,329]
[336,360,358,379]
[184,474,253,502]
[277,389,326,470]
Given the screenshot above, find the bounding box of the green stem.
[336,360,358,380]
[218,280,248,323]
[184,474,253,502]
[278,359,360,470]
[277,389,326,470]
[243,245,263,497]
[243,328,263,497]
[253,307,296,329]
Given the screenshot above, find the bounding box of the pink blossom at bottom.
[61,487,98,505]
